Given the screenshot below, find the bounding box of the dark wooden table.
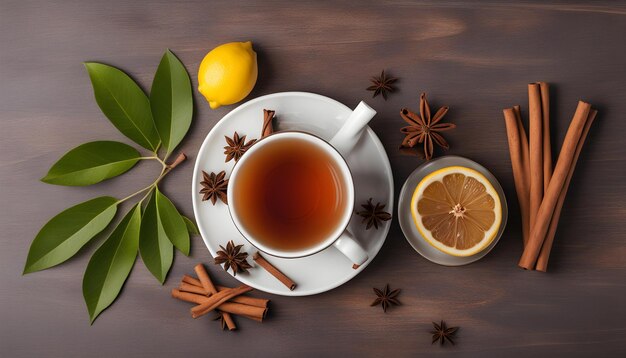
[2,1,625,356]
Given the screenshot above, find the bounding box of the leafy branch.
[24,49,199,324]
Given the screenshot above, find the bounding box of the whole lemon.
[198,41,258,109]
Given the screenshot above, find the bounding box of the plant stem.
[118,184,153,204]
[166,153,187,169]
[118,153,186,204]
[137,186,155,205]
[140,156,167,169]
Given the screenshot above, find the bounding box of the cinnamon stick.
[182,274,202,288]
[539,82,552,191]
[519,101,593,269]
[262,109,275,138]
[398,143,426,159]
[528,83,544,234]
[218,302,268,321]
[216,286,270,308]
[253,252,296,291]
[172,288,206,304]
[180,275,269,308]
[503,106,531,246]
[194,264,216,293]
[193,264,235,330]
[535,109,597,271]
[190,285,253,319]
[179,282,207,296]
[171,289,267,321]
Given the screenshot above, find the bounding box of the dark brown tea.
[232,137,348,253]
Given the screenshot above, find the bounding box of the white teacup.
[227,102,376,266]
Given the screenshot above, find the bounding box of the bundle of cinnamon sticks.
[503,83,597,271]
[171,264,269,330]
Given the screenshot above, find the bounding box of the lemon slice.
[411,166,502,257]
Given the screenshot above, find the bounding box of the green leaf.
[150,49,193,156]
[182,216,199,236]
[41,141,141,186]
[155,188,190,256]
[83,204,141,323]
[84,62,160,151]
[139,191,173,283]
[24,196,118,274]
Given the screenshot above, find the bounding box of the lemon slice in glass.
[411,166,502,257]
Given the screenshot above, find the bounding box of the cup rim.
[226,131,355,259]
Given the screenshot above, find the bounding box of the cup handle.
[333,228,368,267]
[329,101,377,156]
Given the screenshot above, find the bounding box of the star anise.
[224,132,257,163]
[199,170,228,205]
[214,240,252,276]
[367,70,398,100]
[400,93,456,160]
[213,312,228,330]
[357,198,392,230]
[431,320,458,346]
[370,284,401,312]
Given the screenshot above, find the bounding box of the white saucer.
[398,156,508,266]
[191,92,394,296]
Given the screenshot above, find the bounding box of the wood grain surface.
[1,1,625,357]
